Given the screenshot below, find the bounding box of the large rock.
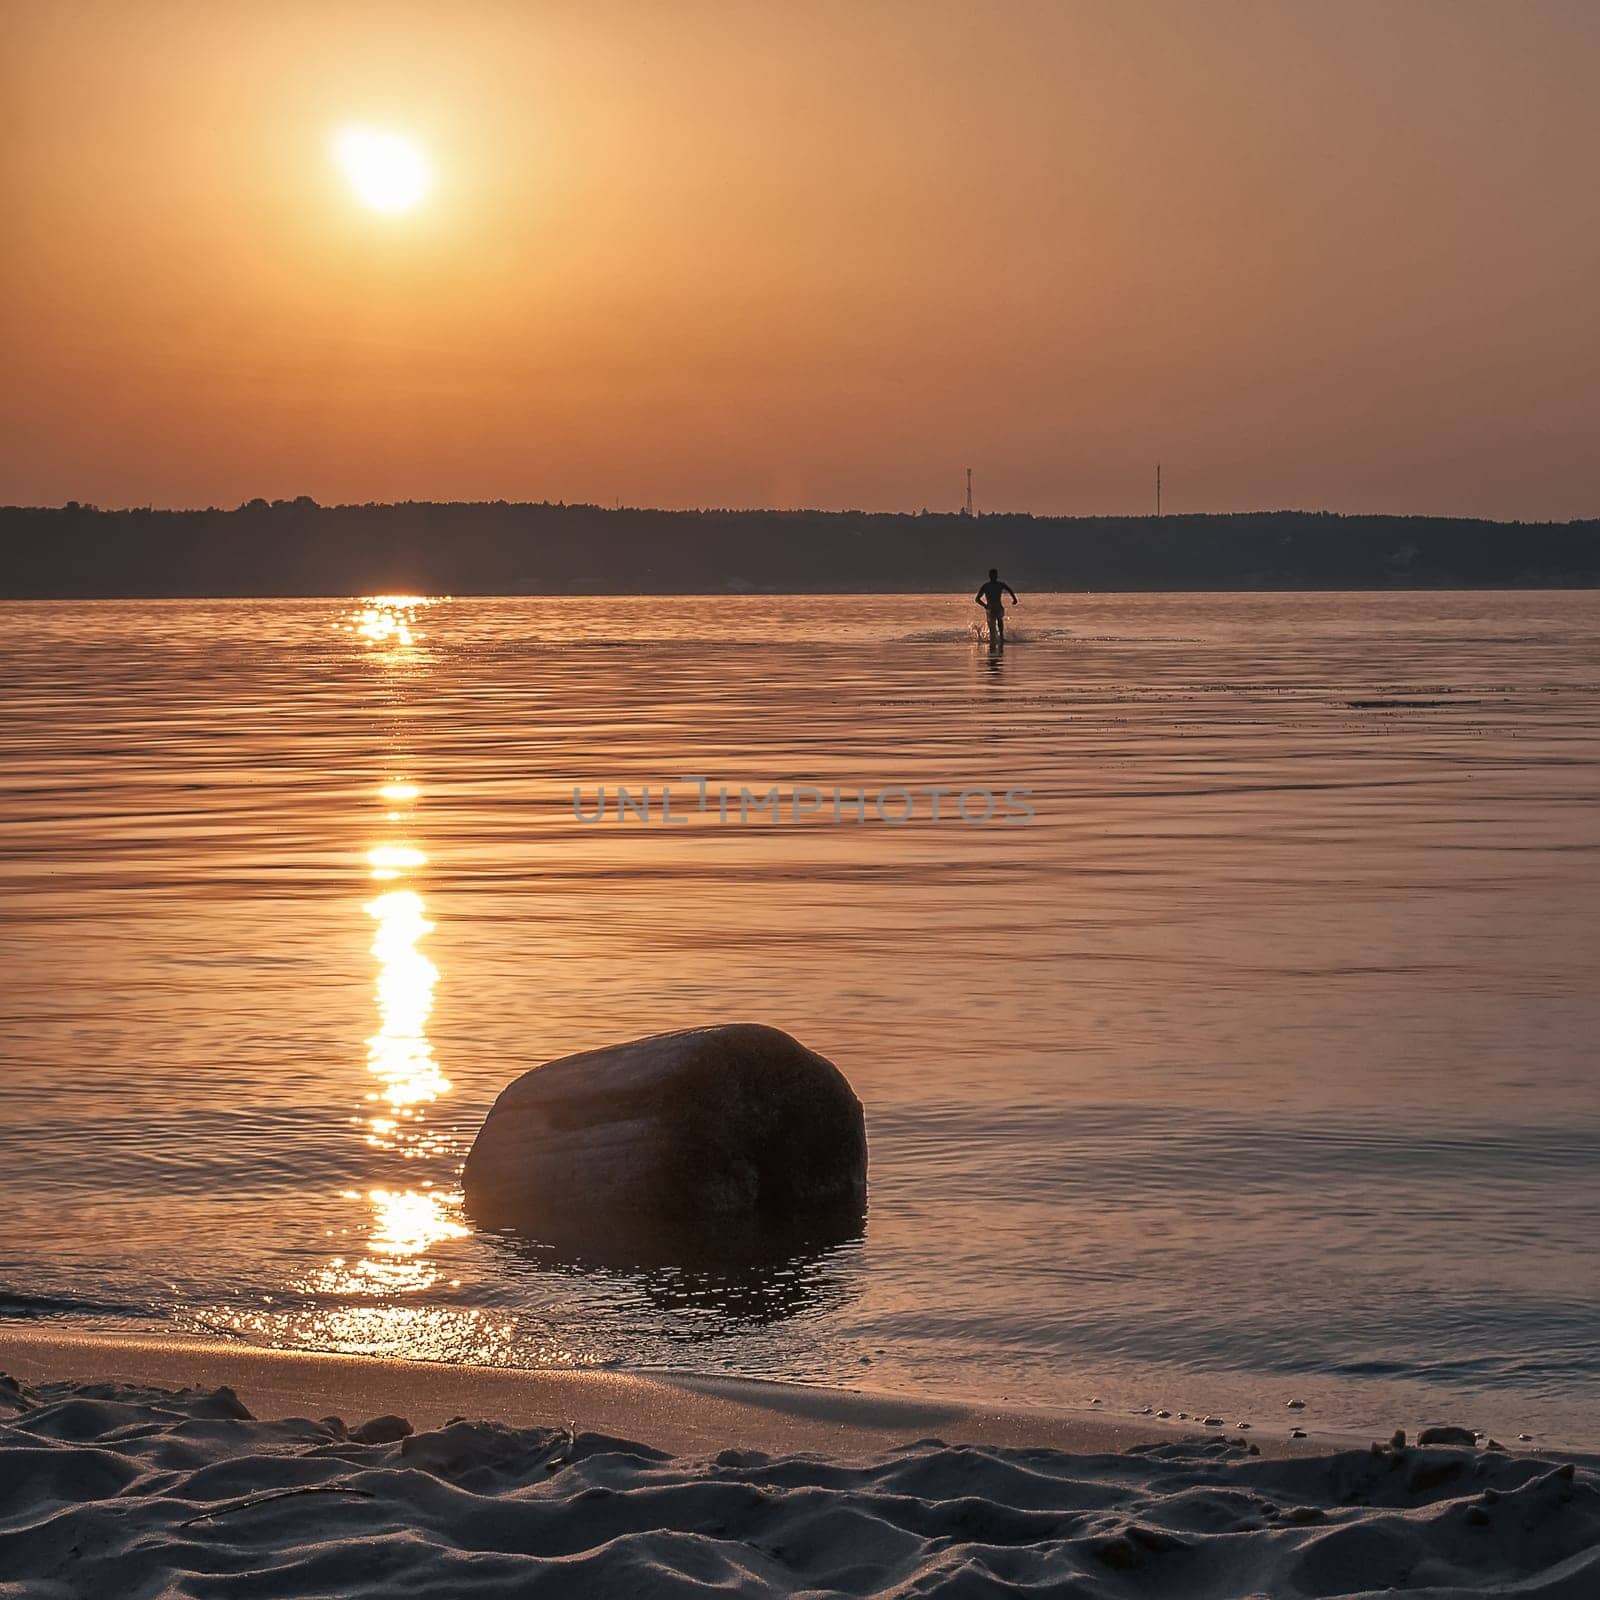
[462,1024,867,1253]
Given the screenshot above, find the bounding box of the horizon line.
[6,500,1598,527]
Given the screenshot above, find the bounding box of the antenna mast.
[964,466,974,518]
[1155,462,1162,519]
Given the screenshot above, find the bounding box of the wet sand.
[0,1326,1316,1460]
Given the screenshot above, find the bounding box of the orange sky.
[3,0,1597,518]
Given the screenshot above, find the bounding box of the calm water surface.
[1,594,1597,1444]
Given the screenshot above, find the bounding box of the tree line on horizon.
[2,500,1596,596]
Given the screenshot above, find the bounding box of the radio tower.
[1155,462,1162,518]
[964,467,974,518]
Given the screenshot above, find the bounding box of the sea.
[2,592,1596,1446]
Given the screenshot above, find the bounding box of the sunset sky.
[3,0,1597,518]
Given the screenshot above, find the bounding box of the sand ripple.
[2,1376,1597,1597]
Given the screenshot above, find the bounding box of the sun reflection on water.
[352,785,457,1192]
[343,594,435,648]
[308,1187,470,1297]
[364,892,445,1102]
[202,596,572,1362]
[275,596,484,1356]
[366,843,428,881]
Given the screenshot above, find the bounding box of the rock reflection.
[484,1215,866,1332]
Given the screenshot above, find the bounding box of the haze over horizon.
[5,0,1598,521]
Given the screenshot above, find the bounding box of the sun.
[333,126,430,214]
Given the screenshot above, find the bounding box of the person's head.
[988,568,998,581]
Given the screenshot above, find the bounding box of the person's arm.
[1004,584,1019,605]
[974,588,986,605]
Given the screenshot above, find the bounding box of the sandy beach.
[4,1329,1597,1598]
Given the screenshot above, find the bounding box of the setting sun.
[332,126,430,214]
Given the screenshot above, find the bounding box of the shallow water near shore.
[1,592,1597,1446]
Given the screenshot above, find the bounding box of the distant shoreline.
[3,503,1596,597]
[5,585,1600,599]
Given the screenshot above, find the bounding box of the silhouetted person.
[974,568,1018,645]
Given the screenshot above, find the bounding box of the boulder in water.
[462,1024,867,1254]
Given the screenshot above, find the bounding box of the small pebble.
[1156,1410,1171,1419]
[1287,1399,1306,1410]
[1178,1412,1189,1420]
[1290,1428,1307,1439]
[1203,1416,1224,1427]
[1518,1433,1533,1442]
[1236,1422,1251,1431]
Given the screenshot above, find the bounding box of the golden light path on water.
[362,886,450,1127]
[271,597,522,1360]
[209,596,589,1361]
[348,597,423,646]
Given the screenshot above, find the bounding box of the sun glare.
[333,126,430,214]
